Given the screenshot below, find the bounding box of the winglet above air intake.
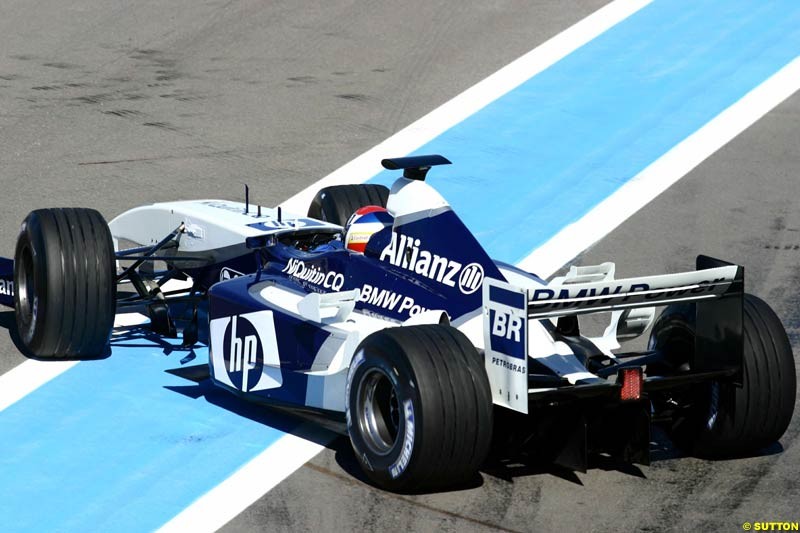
[381,154,451,181]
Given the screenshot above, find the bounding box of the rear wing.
[527,258,741,320]
[483,256,744,414]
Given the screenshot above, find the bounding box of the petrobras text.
[282,258,345,291]
[489,356,526,374]
[359,283,429,317]
[380,232,483,294]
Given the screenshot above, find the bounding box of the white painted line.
[279,0,653,215]
[518,54,800,279]
[0,359,80,412]
[156,426,330,533]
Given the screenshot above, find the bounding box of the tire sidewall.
[346,344,424,489]
[14,213,49,349]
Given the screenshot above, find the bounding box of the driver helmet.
[344,206,393,253]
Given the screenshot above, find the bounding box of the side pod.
[0,257,13,308]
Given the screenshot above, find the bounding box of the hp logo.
[223,315,264,392]
[458,263,484,294]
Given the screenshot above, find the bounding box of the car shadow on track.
[330,438,487,494]
[0,310,31,359]
[0,309,114,360]
[165,376,340,450]
[0,310,114,360]
[119,322,787,495]
[480,424,786,489]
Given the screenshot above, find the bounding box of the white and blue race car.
[1,155,795,492]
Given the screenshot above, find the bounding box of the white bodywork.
[108,199,339,253]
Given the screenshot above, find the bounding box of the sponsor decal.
[529,277,727,310]
[484,279,529,414]
[223,315,263,392]
[219,267,244,282]
[282,258,344,291]
[491,309,523,342]
[490,356,526,374]
[248,219,319,231]
[488,309,526,360]
[210,311,282,392]
[359,283,429,317]
[0,279,12,297]
[380,233,484,294]
[458,262,484,294]
[389,399,415,479]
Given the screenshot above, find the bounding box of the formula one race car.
[0,155,795,491]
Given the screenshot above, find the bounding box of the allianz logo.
[379,232,484,294]
[282,258,345,291]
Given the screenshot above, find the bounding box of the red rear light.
[619,368,643,401]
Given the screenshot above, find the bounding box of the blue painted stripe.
[369,0,800,265]
[0,332,297,532]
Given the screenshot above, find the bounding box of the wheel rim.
[16,244,36,324]
[355,368,402,455]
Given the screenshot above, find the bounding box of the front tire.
[346,325,493,492]
[14,208,116,359]
[649,295,796,457]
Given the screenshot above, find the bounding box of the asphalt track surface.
[0,1,798,531]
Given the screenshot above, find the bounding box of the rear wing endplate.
[483,280,530,413]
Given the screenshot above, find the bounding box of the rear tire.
[346,325,493,492]
[14,208,116,359]
[307,184,389,226]
[649,295,796,457]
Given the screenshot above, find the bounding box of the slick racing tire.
[307,184,389,226]
[346,325,493,492]
[14,208,116,359]
[648,296,796,457]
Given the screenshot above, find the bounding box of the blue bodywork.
[207,205,509,410]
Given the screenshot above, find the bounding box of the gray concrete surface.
[1,1,798,531]
[0,0,609,373]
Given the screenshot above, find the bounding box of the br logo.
[491,310,523,342]
[223,315,264,392]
